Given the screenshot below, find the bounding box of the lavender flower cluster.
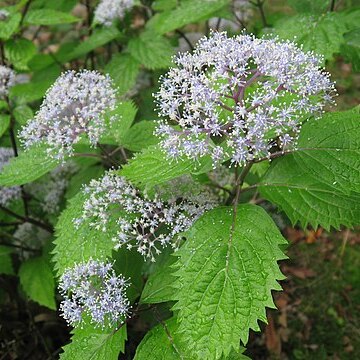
[154,32,336,167]
[75,172,217,261]
[94,0,133,27]
[0,148,21,206]
[59,260,130,328]
[19,70,117,161]
[0,65,15,99]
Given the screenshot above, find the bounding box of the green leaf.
[134,317,250,360]
[0,12,21,40]
[140,255,176,304]
[287,0,328,14]
[147,0,230,35]
[122,120,158,152]
[19,256,56,310]
[172,205,287,358]
[260,110,360,230]
[127,32,174,69]
[4,38,37,70]
[274,12,347,61]
[134,318,184,360]
[0,144,60,186]
[104,53,140,96]
[53,192,117,276]
[13,105,34,126]
[24,9,79,25]
[120,145,213,189]
[100,101,138,145]
[0,114,10,138]
[0,246,15,275]
[60,324,127,360]
[64,27,122,62]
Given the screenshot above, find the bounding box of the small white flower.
[0,66,15,99]
[59,260,130,328]
[19,70,117,161]
[154,32,336,167]
[94,0,134,27]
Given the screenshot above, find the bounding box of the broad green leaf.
[100,101,138,145]
[53,192,117,276]
[31,0,78,12]
[24,9,79,25]
[120,145,213,189]
[122,120,158,152]
[152,0,177,11]
[19,256,56,310]
[127,32,174,69]
[60,323,127,360]
[64,27,122,62]
[113,248,144,302]
[0,144,60,186]
[172,205,287,358]
[0,13,21,40]
[287,0,328,14]
[147,0,230,34]
[140,255,176,304]
[104,53,140,96]
[134,318,185,360]
[0,114,10,138]
[274,12,348,61]
[260,110,360,230]
[0,246,15,275]
[4,38,37,70]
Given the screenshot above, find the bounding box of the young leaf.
[104,53,140,96]
[0,13,21,40]
[24,9,79,25]
[147,0,230,35]
[60,323,127,360]
[53,192,118,276]
[172,205,287,358]
[0,246,15,275]
[4,38,37,70]
[120,145,213,189]
[19,256,56,310]
[127,32,174,69]
[0,144,60,186]
[260,110,360,230]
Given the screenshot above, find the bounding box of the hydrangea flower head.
[19,70,117,160]
[75,172,217,261]
[0,148,21,206]
[0,65,15,99]
[154,32,336,167]
[59,260,130,328]
[94,0,133,27]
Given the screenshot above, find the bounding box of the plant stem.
[0,205,53,233]
[330,0,336,11]
[251,0,268,27]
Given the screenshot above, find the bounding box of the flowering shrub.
[0,1,359,359]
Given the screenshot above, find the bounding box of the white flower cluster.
[27,162,78,214]
[19,70,117,160]
[0,148,21,206]
[0,65,15,99]
[59,260,130,328]
[154,32,336,167]
[94,0,133,27]
[75,172,217,261]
